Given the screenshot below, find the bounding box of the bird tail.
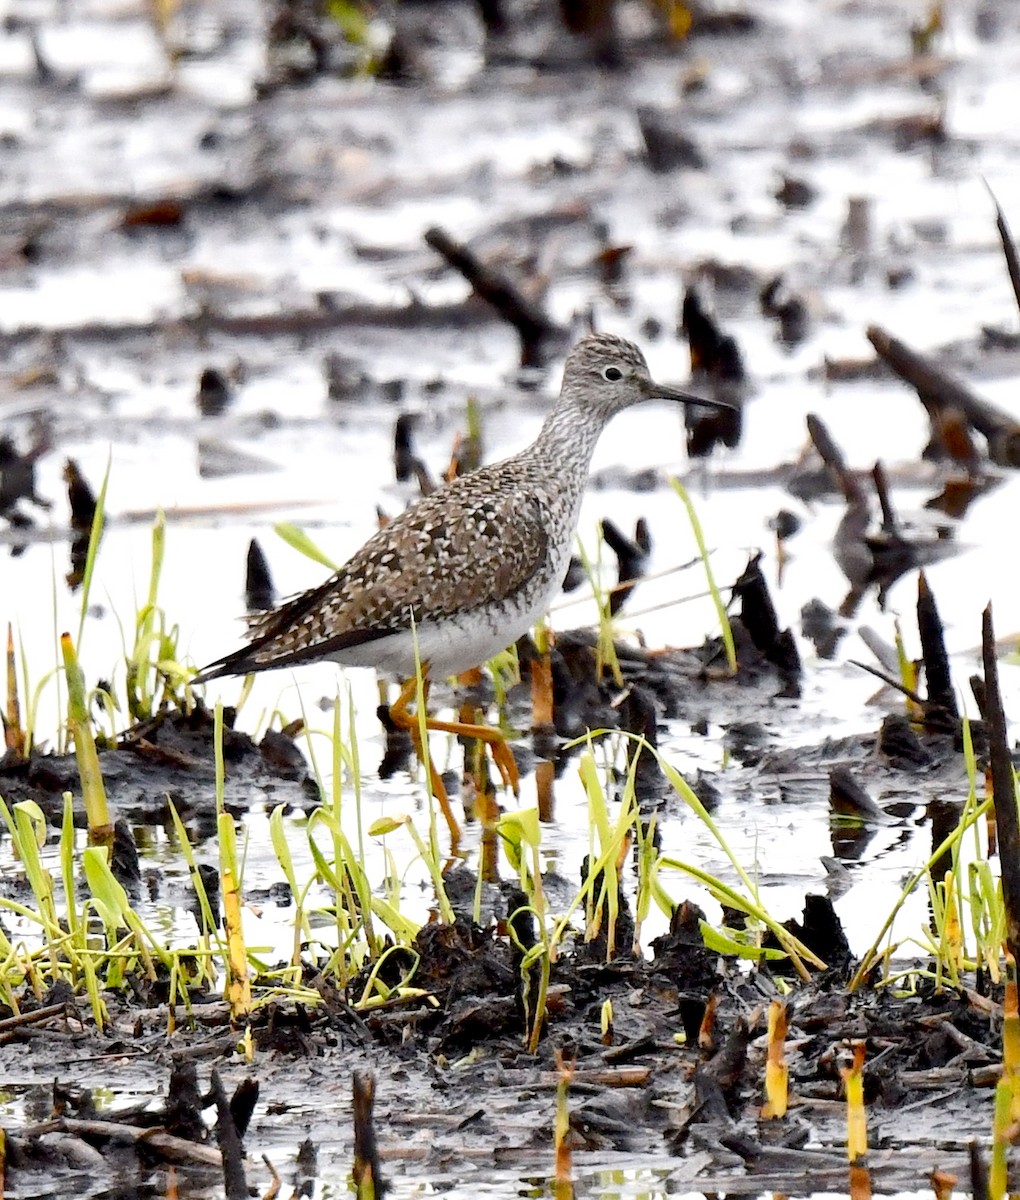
[191,648,257,686]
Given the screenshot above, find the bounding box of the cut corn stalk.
[762,999,789,1119]
[842,1041,871,1199]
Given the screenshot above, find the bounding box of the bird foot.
[388,677,521,804]
[388,677,462,850]
[417,715,520,796]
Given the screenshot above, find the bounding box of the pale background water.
[1,0,1018,1191]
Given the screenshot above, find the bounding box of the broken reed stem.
[476,783,501,884]
[916,571,957,719]
[930,1167,957,1200]
[5,623,25,758]
[1003,961,1020,1125]
[531,619,556,821]
[423,225,559,366]
[535,758,555,823]
[553,1048,575,1197]
[699,993,718,1051]
[261,1154,281,1200]
[980,604,1020,963]
[985,766,999,857]
[219,835,252,1021]
[990,1076,1011,1200]
[842,1041,871,1199]
[352,1070,383,1200]
[600,998,613,1046]
[867,324,1020,468]
[213,704,251,1020]
[210,1068,247,1200]
[986,183,1020,327]
[969,1139,991,1200]
[530,621,554,728]
[762,999,789,1119]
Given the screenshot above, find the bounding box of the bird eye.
[602,366,624,382]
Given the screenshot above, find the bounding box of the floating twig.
[867,325,1020,467]
[424,226,562,366]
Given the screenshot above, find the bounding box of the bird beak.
[643,378,734,410]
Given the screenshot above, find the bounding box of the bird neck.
[527,393,611,479]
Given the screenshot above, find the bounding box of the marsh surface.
[3,0,1020,1194]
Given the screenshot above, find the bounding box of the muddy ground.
[4,0,1020,1195]
[1,601,1015,1197]
[0,916,1009,1199]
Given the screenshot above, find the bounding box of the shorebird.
[195,332,729,845]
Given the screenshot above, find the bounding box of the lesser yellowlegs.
[195,332,729,841]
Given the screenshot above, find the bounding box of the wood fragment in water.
[867,325,1020,468]
[600,517,649,616]
[916,571,958,723]
[424,226,562,367]
[14,1115,222,1168]
[245,539,275,613]
[969,1138,990,1200]
[211,1068,248,1200]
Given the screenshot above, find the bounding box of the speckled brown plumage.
[195,333,723,683]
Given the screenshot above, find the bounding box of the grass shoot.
[670,477,736,674]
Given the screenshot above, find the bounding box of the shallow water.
[3,0,1020,1192]
[5,0,1019,953]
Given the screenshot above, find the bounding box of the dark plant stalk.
[980,604,1020,963]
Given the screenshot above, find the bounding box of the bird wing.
[196,476,549,679]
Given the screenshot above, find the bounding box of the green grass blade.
[670,477,736,673]
[274,522,339,570]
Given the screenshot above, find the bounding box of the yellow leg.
[410,710,519,796]
[389,675,521,805]
[388,677,461,850]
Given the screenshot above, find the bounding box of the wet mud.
[5,0,1020,1195]
[0,870,1009,1197]
[2,572,1012,1196]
